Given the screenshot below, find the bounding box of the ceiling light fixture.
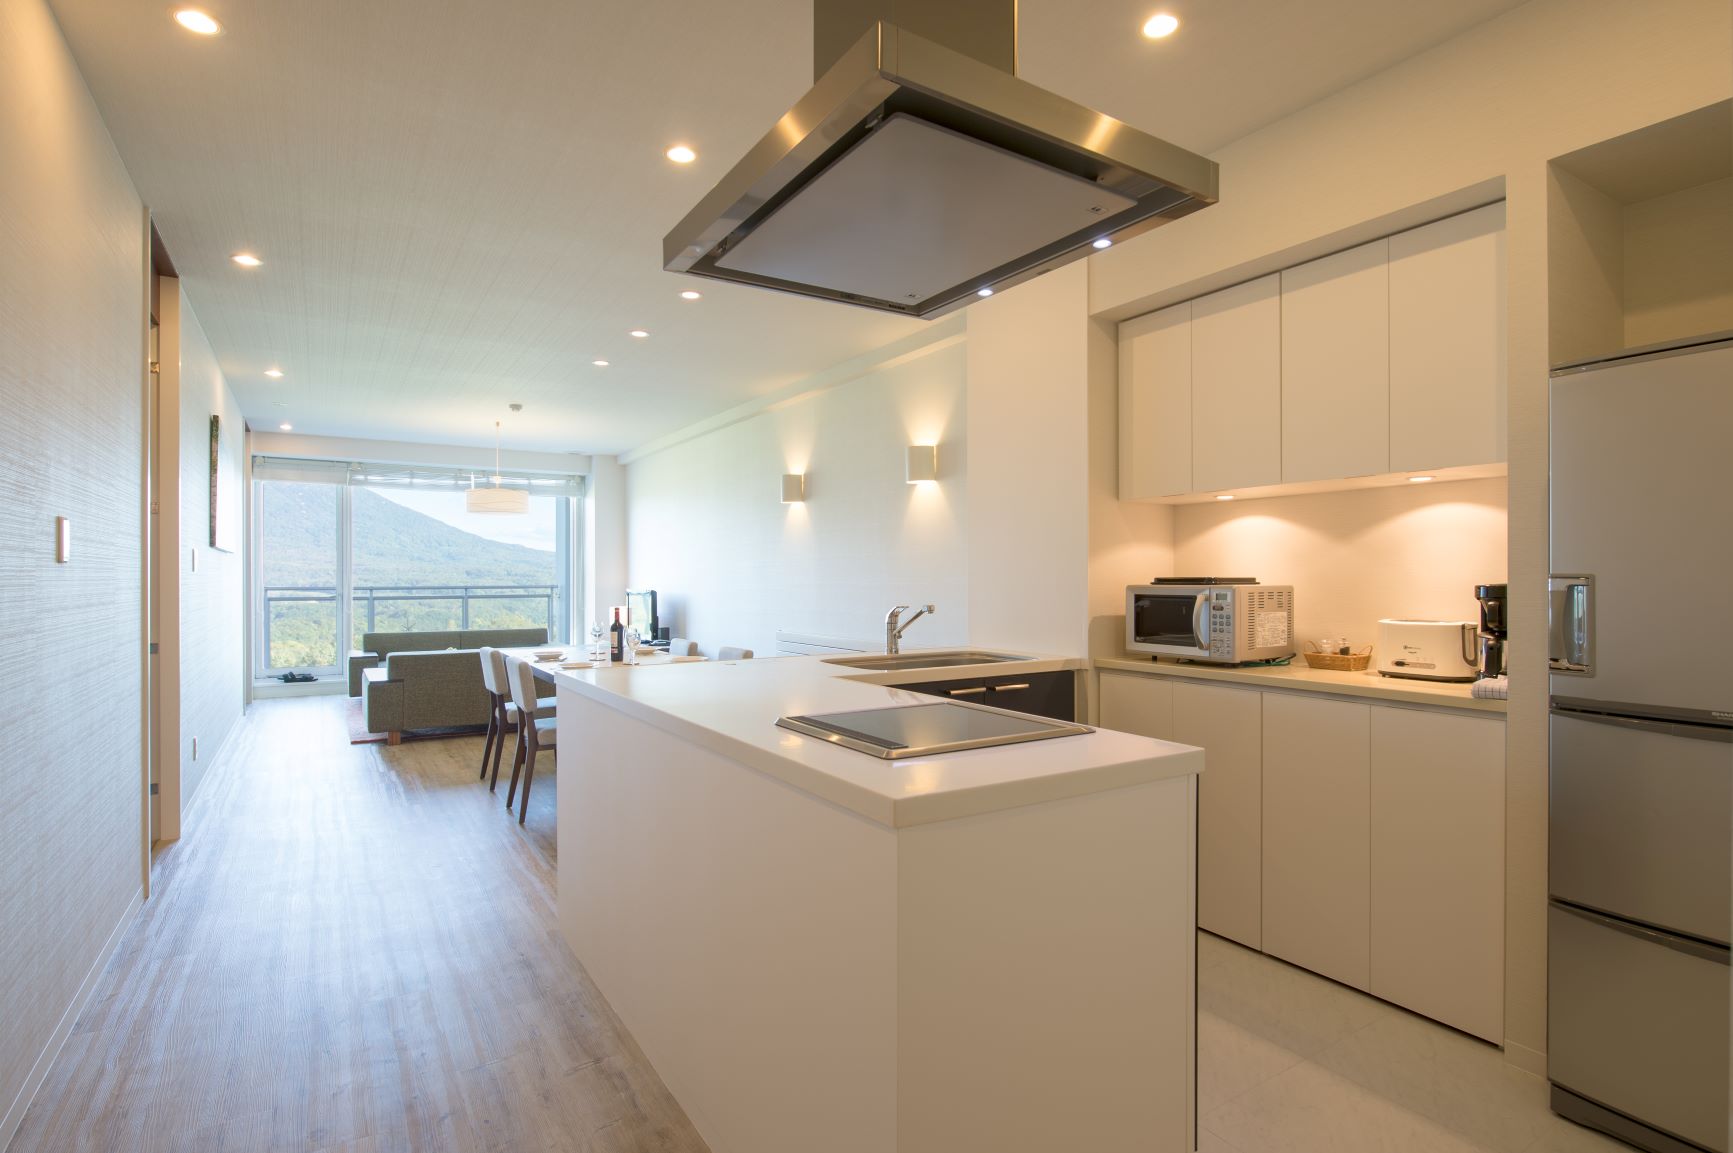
[1142,12,1180,38]
[231,252,262,267]
[467,420,528,515]
[173,8,222,35]
[666,145,697,164]
[264,368,283,378]
[680,290,702,300]
[592,359,610,367]
[1092,237,1113,249]
[278,422,293,431]
[628,329,649,339]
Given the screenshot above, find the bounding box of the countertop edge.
[1094,657,1509,714]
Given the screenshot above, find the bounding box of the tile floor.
[1197,931,1632,1153]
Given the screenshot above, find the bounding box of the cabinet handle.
[947,686,987,696]
[992,684,1032,692]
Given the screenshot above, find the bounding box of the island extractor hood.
[662,0,1219,320]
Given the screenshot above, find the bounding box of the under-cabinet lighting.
[680,290,702,300]
[1142,13,1179,38]
[174,9,222,35]
[976,287,994,298]
[1215,494,1235,501]
[1408,475,1436,484]
[1092,237,1113,250]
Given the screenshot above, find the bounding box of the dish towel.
[1471,675,1509,700]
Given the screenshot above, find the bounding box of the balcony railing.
[263,583,562,670]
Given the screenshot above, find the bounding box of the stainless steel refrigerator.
[1548,333,1733,1153]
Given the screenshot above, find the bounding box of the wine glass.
[588,620,604,661]
[624,626,642,664]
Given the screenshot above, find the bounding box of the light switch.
[55,517,70,563]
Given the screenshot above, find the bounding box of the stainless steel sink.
[823,650,1030,672]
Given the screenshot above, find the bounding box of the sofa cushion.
[363,630,463,658]
[459,627,549,649]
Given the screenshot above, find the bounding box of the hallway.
[7,697,706,1153]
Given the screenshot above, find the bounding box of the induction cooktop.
[775,699,1091,760]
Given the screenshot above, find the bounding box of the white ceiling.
[50,0,1529,456]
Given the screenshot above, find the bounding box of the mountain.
[261,484,557,588]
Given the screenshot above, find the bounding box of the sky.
[371,488,557,551]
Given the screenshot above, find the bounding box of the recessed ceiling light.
[231,252,262,268]
[1142,12,1180,38]
[592,359,610,367]
[666,145,697,164]
[1092,237,1113,250]
[1408,475,1436,483]
[264,368,283,378]
[680,290,702,300]
[977,287,994,298]
[273,402,288,408]
[278,422,293,431]
[628,329,649,339]
[173,8,222,35]
[1215,494,1235,501]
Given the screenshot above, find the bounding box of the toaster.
[1376,619,1478,682]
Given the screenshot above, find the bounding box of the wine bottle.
[609,607,624,663]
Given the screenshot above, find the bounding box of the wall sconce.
[781,473,806,503]
[905,445,938,484]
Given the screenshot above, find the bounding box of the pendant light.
[467,420,528,515]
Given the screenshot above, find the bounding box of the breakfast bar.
[552,652,1203,1153]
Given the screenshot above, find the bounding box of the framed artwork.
[209,414,239,552]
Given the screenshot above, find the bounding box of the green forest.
[262,484,564,670]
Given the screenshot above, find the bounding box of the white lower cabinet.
[1370,708,1506,1042]
[1173,683,1263,950]
[1096,671,1174,740]
[1099,669,1506,1040]
[1261,694,1372,991]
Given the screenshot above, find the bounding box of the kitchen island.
[552,652,1202,1153]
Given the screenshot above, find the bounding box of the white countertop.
[1095,655,1508,713]
[555,651,1202,828]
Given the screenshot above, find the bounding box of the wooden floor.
[7,696,709,1153]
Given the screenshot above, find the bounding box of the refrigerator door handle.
[1549,575,1594,672]
[1554,901,1730,965]
[1552,701,1733,743]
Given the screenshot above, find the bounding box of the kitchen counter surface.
[554,650,1201,827]
[1095,655,1508,713]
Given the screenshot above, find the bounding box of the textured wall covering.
[0,0,146,1140]
[174,287,244,812]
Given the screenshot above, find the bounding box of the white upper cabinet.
[1388,202,1508,472]
[1190,274,1282,493]
[1119,303,1192,500]
[1281,239,1390,483]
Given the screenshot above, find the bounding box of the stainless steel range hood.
[663,0,1219,320]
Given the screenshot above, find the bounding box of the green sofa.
[353,628,549,742]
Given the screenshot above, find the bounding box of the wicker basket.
[1301,643,1373,671]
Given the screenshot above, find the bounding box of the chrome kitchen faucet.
[885,604,936,655]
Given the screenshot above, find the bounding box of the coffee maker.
[1474,583,1507,678]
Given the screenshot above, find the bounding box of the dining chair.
[481,648,552,793]
[504,655,557,825]
[717,646,753,661]
[668,637,697,657]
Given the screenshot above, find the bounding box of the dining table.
[498,644,706,684]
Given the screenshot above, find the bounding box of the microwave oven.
[1125,579,1296,664]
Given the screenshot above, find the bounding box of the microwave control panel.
[1209,590,1231,658]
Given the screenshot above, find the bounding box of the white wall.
[626,339,968,658]
[173,287,245,814]
[1087,0,1732,1070]
[0,0,147,1142]
[1173,479,1508,647]
[586,453,628,628]
[966,262,1092,657]
[1623,175,1733,347]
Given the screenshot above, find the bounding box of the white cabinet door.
[1191,275,1282,493]
[1261,693,1371,990]
[1119,303,1193,499]
[1173,682,1262,948]
[1096,671,1175,740]
[1370,708,1505,1042]
[1389,202,1507,472]
[1281,240,1390,483]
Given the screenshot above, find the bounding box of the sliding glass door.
[252,464,581,682]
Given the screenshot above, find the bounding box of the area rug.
[346,697,485,746]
